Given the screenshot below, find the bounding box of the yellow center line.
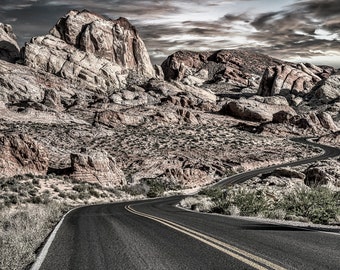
[125,205,287,270]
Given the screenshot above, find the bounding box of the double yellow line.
[125,205,286,270]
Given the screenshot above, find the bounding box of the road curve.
[34,138,340,270]
[213,137,340,187]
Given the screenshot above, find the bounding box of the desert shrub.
[199,187,225,201]
[122,184,147,196]
[30,195,43,204]
[32,178,40,186]
[0,202,67,270]
[67,193,78,201]
[73,184,88,193]
[179,196,215,212]
[232,190,267,216]
[279,187,339,224]
[58,191,66,198]
[4,194,20,206]
[89,189,100,198]
[78,192,91,201]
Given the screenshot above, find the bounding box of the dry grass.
[0,202,67,270]
[179,196,215,212]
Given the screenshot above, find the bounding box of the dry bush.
[179,196,215,212]
[0,202,67,270]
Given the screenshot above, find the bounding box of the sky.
[0,0,339,67]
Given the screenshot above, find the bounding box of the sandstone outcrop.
[0,133,49,177]
[292,111,338,132]
[161,50,284,87]
[221,96,296,122]
[0,23,20,63]
[258,63,334,96]
[70,150,126,186]
[304,159,340,189]
[309,75,340,104]
[23,10,155,91]
[94,110,145,127]
[128,156,222,188]
[233,172,306,201]
[317,132,340,147]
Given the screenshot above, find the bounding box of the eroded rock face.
[309,75,340,104]
[221,96,296,122]
[70,150,126,186]
[23,10,155,90]
[0,133,49,177]
[161,50,284,87]
[304,159,340,189]
[129,156,221,188]
[292,111,338,132]
[0,23,20,63]
[258,63,334,96]
[94,110,145,127]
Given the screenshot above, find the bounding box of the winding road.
[32,138,340,270]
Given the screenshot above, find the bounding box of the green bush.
[279,187,339,224]
[233,190,268,216]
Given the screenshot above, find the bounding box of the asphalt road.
[34,138,340,270]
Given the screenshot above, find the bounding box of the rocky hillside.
[0,9,339,194]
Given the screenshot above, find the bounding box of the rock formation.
[258,63,334,96]
[309,75,340,104]
[221,96,296,122]
[161,50,284,87]
[23,10,155,91]
[0,23,20,63]
[304,159,340,189]
[0,133,49,177]
[70,150,126,187]
[292,111,338,133]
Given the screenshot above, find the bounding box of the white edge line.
[30,207,78,270]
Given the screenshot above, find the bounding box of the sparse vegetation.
[182,187,340,225]
[0,202,68,270]
[0,174,146,269]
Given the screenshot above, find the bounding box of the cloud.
[0,0,339,67]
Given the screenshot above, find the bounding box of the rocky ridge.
[23,10,155,91]
[0,9,339,192]
[0,23,20,63]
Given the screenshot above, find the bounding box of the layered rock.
[258,63,334,96]
[0,23,20,63]
[318,132,340,147]
[304,159,340,189]
[221,96,296,122]
[292,112,338,133]
[309,75,340,104]
[129,156,221,188]
[70,150,126,186]
[161,50,284,87]
[0,133,49,177]
[232,168,306,201]
[23,10,155,91]
[94,110,145,127]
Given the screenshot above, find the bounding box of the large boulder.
[70,150,126,187]
[221,96,296,122]
[94,110,145,127]
[304,159,340,189]
[161,50,284,87]
[309,75,340,104]
[0,23,20,63]
[292,112,338,133]
[0,133,49,177]
[23,10,155,91]
[258,63,334,96]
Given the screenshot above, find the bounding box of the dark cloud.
[0,0,339,66]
